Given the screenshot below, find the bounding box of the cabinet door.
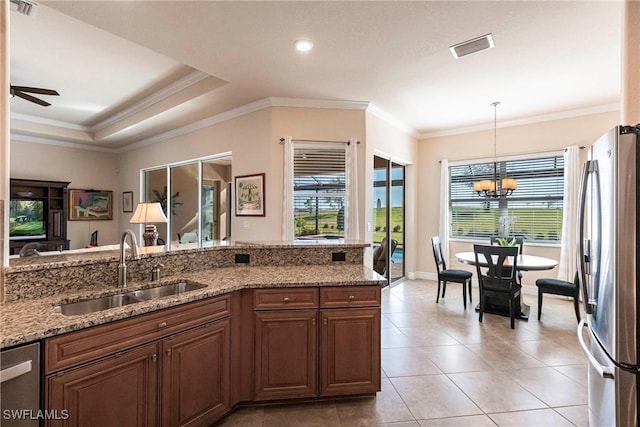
[162,318,231,427]
[45,342,159,427]
[254,309,317,400]
[320,308,381,396]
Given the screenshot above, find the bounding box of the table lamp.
[130,202,168,246]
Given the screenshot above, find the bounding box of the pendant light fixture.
[474,102,517,198]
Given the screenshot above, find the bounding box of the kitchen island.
[1,241,384,426]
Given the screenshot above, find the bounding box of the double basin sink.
[54,282,207,316]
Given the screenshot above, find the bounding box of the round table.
[454,252,558,320]
[455,252,558,271]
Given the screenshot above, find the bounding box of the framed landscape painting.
[235,173,265,216]
[69,189,113,220]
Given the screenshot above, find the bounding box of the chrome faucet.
[118,230,140,288]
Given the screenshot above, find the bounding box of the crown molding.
[10,112,90,131]
[268,97,370,111]
[365,104,420,138]
[91,69,212,132]
[10,133,119,153]
[118,97,275,153]
[419,103,620,139]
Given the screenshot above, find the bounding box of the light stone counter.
[1,264,384,349]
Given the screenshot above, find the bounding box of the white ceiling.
[10,1,623,151]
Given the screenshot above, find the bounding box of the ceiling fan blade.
[14,91,51,107]
[11,85,59,96]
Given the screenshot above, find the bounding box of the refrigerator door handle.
[577,160,595,314]
[577,319,614,379]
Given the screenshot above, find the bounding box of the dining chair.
[474,244,521,329]
[373,237,398,275]
[431,236,473,309]
[490,236,524,284]
[536,273,580,322]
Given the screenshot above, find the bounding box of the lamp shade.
[130,202,168,224]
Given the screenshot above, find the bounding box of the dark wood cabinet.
[320,308,381,396]
[45,296,233,426]
[162,319,231,427]
[254,309,318,400]
[9,178,70,254]
[46,342,159,427]
[251,286,381,401]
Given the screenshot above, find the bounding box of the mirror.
[143,154,232,250]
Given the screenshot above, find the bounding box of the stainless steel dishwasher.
[1,342,40,427]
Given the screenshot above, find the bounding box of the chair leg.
[462,281,467,310]
[468,280,472,303]
[537,290,543,321]
[574,295,581,323]
[478,295,484,323]
[436,280,441,303]
[442,282,447,298]
[510,298,515,329]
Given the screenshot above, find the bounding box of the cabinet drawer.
[253,288,318,310]
[45,294,232,374]
[320,286,381,308]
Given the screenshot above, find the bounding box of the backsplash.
[3,243,365,302]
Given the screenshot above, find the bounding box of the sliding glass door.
[373,156,405,286]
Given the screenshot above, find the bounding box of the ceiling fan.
[10,85,59,107]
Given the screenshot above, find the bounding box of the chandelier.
[474,101,517,198]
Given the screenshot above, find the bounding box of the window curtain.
[439,159,450,265]
[557,145,580,281]
[345,138,359,240]
[281,136,294,240]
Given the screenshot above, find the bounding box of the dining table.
[455,251,558,320]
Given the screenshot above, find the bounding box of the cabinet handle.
[323,318,328,326]
[312,318,316,326]
[283,297,290,302]
[151,354,157,363]
[166,349,172,357]
[349,295,355,300]
[158,321,167,328]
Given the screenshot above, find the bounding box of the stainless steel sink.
[54,293,143,316]
[129,282,207,300]
[54,282,207,316]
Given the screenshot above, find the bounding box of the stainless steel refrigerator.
[577,125,640,427]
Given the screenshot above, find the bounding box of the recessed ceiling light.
[295,40,314,52]
[449,34,494,59]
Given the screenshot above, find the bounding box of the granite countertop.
[0,264,384,349]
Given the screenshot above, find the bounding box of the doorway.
[373,155,405,286]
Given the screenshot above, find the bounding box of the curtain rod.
[279,138,360,145]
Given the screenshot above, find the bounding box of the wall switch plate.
[235,253,250,264]
[243,221,249,229]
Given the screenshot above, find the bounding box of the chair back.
[474,244,519,291]
[431,236,447,273]
[490,236,524,254]
[373,237,397,275]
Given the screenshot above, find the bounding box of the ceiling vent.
[449,34,494,59]
[10,0,38,17]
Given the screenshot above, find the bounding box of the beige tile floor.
[216,279,588,427]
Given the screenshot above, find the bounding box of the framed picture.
[235,173,265,216]
[69,189,113,221]
[122,191,133,213]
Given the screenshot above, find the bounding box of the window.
[293,145,346,238]
[449,154,564,243]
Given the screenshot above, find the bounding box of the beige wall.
[117,108,273,241]
[365,111,419,274]
[417,110,619,287]
[10,141,119,249]
[271,106,367,238]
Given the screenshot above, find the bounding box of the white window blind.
[449,154,564,243]
[293,145,346,238]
